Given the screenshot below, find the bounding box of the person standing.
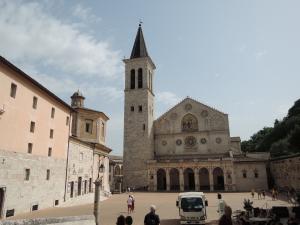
[219,205,233,225]
[130,194,135,212]
[217,193,226,217]
[272,188,276,200]
[125,216,133,225]
[262,190,266,199]
[251,189,255,198]
[127,195,133,214]
[116,215,125,225]
[257,190,261,200]
[144,205,160,225]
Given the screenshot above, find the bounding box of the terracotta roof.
[73,107,109,120]
[0,56,73,111]
[70,136,112,154]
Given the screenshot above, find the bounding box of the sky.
[1,0,299,156]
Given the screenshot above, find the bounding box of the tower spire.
[130,23,149,59]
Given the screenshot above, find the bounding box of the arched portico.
[169,168,180,191]
[213,167,225,191]
[199,167,210,190]
[157,169,166,191]
[184,168,195,191]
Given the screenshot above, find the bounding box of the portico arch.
[184,168,195,191]
[157,169,166,191]
[199,167,210,190]
[169,168,180,191]
[213,167,225,191]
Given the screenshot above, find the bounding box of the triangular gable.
[155,96,227,122]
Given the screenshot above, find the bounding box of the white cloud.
[0,0,121,78]
[72,4,102,24]
[156,91,181,106]
[255,50,267,60]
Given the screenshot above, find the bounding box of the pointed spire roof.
[130,23,149,59]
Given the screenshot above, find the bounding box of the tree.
[270,139,289,157]
[288,125,300,152]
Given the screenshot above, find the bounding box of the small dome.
[71,90,85,99]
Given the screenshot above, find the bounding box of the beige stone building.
[270,154,300,190]
[66,92,111,203]
[0,57,112,218]
[109,155,123,193]
[123,25,269,192]
[0,56,72,218]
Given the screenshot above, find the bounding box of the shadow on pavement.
[161,219,218,225]
[160,219,180,225]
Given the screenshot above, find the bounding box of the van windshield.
[181,197,203,212]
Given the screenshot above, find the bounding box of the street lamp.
[94,163,104,225]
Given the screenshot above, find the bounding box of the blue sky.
[1,0,299,155]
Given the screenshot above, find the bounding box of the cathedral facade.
[123,25,269,192]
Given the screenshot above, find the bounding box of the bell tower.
[123,24,156,188]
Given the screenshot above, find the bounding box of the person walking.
[262,190,266,199]
[127,195,133,214]
[130,194,135,212]
[251,189,255,198]
[219,205,233,225]
[272,188,276,200]
[257,190,262,200]
[144,205,160,225]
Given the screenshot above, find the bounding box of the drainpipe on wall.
[63,111,72,202]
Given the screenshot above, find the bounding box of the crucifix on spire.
[139,19,143,27]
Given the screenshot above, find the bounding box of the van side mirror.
[176,201,179,207]
[205,200,208,206]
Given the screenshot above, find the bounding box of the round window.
[184,136,197,148]
[200,138,207,144]
[216,137,222,144]
[176,139,182,146]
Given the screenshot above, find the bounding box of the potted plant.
[243,199,254,217]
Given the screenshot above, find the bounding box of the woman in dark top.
[219,205,232,225]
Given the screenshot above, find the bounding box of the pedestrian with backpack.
[144,205,160,225]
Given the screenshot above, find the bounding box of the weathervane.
[139,19,143,27]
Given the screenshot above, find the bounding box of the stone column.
[194,168,200,191]
[166,168,170,191]
[209,168,214,191]
[223,168,228,191]
[153,169,157,192]
[179,168,184,192]
[231,167,237,191]
[94,177,102,225]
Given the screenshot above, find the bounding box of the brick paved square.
[10,192,291,225]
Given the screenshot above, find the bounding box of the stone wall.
[65,138,94,201]
[0,149,66,218]
[0,215,95,225]
[234,161,268,191]
[270,154,300,190]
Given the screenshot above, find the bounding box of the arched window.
[242,170,247,178]
[138,68,143,88]
[181,114,198,132]
[254,169,259,178]
[130,69,135,89]
[149,70,152,91]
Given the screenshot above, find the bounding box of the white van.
[176,192,208,224]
